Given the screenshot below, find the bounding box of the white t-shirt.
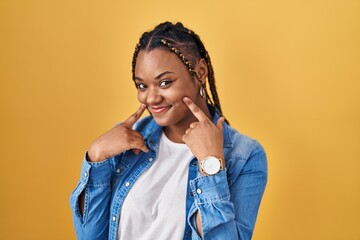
[117,132,194,240]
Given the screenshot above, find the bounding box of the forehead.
[135,49,188,79]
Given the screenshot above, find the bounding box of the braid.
[131,21,229,124]
[132,43,141,81]
[159,39,199,79]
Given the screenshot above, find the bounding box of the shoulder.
[224,124,267,179]
[225,124,266,159]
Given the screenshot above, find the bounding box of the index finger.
[183,97,208,122]
[124,103,147,126]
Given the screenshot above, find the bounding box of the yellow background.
[0,0,359,239]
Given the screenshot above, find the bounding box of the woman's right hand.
[87,104,149,162]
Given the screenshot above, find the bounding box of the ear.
[195,58,208,84]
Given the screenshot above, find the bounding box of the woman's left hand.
[182,97,225,161]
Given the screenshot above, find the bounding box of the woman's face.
[134,48,202,127]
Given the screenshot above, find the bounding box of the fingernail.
[183,97,191,104]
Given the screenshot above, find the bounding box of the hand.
[87,104,149,162]
[182,97,225,161]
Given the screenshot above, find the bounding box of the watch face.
[203,157,221,175]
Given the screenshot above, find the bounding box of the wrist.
[87,144,105,162]
[197,152,224,162]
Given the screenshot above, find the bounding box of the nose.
[145,87,163,106]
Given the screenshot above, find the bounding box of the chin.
[152,117,174,127]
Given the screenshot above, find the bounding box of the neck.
[164,99,212,143]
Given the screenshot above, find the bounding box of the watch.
[200,156,224,175]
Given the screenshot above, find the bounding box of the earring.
[200,84,206,98]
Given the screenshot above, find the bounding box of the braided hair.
[132,21,228,124]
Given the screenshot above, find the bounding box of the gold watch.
[200,156,224,175]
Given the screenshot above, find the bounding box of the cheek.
[162,90,187,106]
[170,82,198,103]
[176,87,198,103]
[137,91,146,104]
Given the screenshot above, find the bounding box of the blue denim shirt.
[70,110,267,240]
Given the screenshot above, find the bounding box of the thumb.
[216,117,225,132]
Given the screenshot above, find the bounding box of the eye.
[136,83,147,90]
[159,80,173,87]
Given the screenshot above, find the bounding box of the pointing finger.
[124,104,147,127]
[183,97,208,122]
[129,138,149,154]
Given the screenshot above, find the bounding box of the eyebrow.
[134,71,175,81]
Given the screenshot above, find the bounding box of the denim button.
[116,168,120,173]
[148,157,154,162]
[84,172,88,177]
[112,216,116,221]
[196,188,202,194]
[125,182,131,187]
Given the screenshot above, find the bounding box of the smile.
[149,105,171,114]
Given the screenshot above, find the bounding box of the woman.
[70,21,267,240]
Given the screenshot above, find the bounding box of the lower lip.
[151,106,170,114]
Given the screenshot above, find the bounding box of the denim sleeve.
[69,152,115,240]
[188,144,268,240]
